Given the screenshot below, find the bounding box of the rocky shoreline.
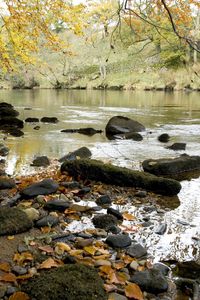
[0,158,199,300]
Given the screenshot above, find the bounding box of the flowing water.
[0,89,200,262]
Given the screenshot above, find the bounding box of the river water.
[0,89,200,262]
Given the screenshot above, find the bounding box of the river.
[0,89,200,262]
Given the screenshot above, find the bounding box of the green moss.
[0,207,33,235]
[61,159,181,196]
[22,264,107,300]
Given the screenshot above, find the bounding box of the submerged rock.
[61,127,102,136]
[167,143,186,151]
[61,159,181,196]
[106,116,145,139]
[0,207,33,235]
[59,147,92,162]
[20,178,59,198]
[158,133,170,143]
[142,154,200,180]
[21,264,107,300]
[130,268,168,294]
[0,117,24,129]
[40,117,58,123]
[25,117,39,123]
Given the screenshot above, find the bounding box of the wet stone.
[92,214,118,230]
[21,178,59,198]
[12,265,27,275]
[96,195,112,206]
[31,156,50,167]
[44,199,71,212]
[107,207,123,220]
[135,190,147,198]
[106,234,131,248]
[130,268,168,294]
[126,243,147,259]
[155,223,167,235]
[0,177,16,189]
[108,293,128,300]
[107,225,121,234]
[60,181,81,189]
[35,215,59,228]
[153,263,170,276]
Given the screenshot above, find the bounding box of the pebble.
[35,215,59,227]
[95,260,112,267]
[106,234,132,248]
[126,243,147,259]
[130,260,139,270]
[24,207,40,221]
[107,207,123,220]
[12,265,27,275]
[96,195,112,206]
[108,293,128,300]
[155,223,167,235]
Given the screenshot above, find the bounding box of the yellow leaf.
[7,235,15,240]
[83,245,97,256]
[39,258,63,269]
[8,291,30,300]
[122,212,136,221]
[125,283,144,300]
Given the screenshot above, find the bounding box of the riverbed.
[0,89,200,262]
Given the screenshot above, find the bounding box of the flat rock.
[40,117,58,123]
[142,154,200,180]
[44,199,71,212]
[35,215,59,227]
[107,207,123,220]
[130,268,168,294]
[22,264,107,300]
[106,234,131,248]
[0,207,33,235]
[25,117,39,123]
[167,142,186,150]
[0,177,16,189]
[20,178,59,198]
[61,127,102,136]
[61,159,181,196]
[126,243,147,258]
[96,195,112,206]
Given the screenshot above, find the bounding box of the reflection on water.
[0,89,200,261]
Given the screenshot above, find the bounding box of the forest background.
[0,0,199,91]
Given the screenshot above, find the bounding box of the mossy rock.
[21,264,107,300]
[0,207,33,235]
[61,159,181,196]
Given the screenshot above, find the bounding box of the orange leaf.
[109,271,128,285]
[13,252,33,265]
[0,273,16,282]
[0,262,11,272]
[125,283,143,300]
[113,261,125,270]
[38,245,54,253]
[8,291,30,300]
[122,212,136,221]
[99,265,114,276]
[39,258,63,269]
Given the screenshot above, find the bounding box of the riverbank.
[0,161,199,300]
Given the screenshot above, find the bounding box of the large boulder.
[0,102,19,118]
[61,159,181,196]
[142,154,200,180]
[0,117,24,129]
[105,116,145,138]
[21,264,107,300]
[20,178,59,198]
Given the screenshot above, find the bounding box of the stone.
[95,260,112,267]
[108,293,128,300]
[59,146,92,162]
[20,178,59,198]
[40,117,58,123]
[135,190,147,198]
[130,261,139,270]
[0,207,32,235]
[155,223,167,235]
[25,117,39,122]
[126,243,147,259]
[24,207,40,221]
[96,195,112,206]
[0,117,24,128]
[31,156,50,167]
[158,133,170,143]
[35,215,59,228]
[0,286,7,299]
[61,127,102,136]
[0,143,9,156]
[107,207,123,220]
[130,268,168,294]
[106,234,131,248]
[0,177,16,189]
[92,214,118,230]
[12,265,27,275]
[61,159,181,196]
[60,181,81,189]
[0,106,19,118]
[21,264,107,300]
[124,132,143,141]
[167,143,186,151]
[153,263,170,276]
[142,154,200,180]
[105,116,145,139]
[7,128,24,137]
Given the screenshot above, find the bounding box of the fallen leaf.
[39,258,63,269]
[113,261,125,270]
[69,249,83,256]
[40,226,52,234]
[0,262,11,272]
[7,235,15,240]
[104,283,117,293]
[122,212,136,221]
[76,257,94,266]
[38,245,54,253]
[83,245,97,256]
[0,273,16,282]
[125,282,144,300]
[119,224,139,233]
[8,291,30,300]
[109,271,128,285]
[16,274,33,281]
[55,242,71,254]
[99,265,114,276]
[13,252,33,265]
